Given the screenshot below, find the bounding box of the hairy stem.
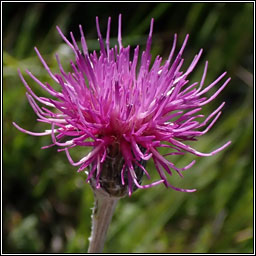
[88,189,119,253]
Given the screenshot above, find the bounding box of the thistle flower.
[13,15,231,197]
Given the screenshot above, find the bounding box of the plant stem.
[88,189,119,253]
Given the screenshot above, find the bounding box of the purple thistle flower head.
[13,15,231,197]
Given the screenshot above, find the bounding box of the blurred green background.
[3,2,253,253]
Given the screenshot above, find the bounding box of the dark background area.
[3,2,253,253]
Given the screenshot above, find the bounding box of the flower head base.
[13,15,231,196]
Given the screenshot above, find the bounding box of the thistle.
[13,14,231,253]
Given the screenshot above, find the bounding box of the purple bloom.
[13,15,231,196]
